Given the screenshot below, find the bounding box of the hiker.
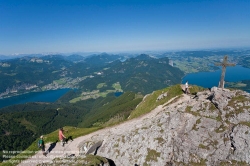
[59,127,66,147]
[38,135,46,156]
[185,81,189,94]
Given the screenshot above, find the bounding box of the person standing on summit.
[59,127,66,147]
[185,81,189,94]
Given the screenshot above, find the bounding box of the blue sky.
[1,0,250,55]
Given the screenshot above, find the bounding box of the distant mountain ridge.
[0,53,184,97]
[79,54,184,94]
[83,53,124,67]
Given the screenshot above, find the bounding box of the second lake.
[182,65,250,91]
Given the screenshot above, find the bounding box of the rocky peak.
[85,87,250,165]
[37,87,250,166]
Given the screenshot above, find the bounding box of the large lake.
[182,65,250,92]
[0,89,70,109]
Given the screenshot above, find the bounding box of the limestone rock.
[80,88,250,166]
[40,88,250,166]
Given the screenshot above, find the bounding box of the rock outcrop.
[78,87,250,166]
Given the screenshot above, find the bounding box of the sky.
[0,0,250,55]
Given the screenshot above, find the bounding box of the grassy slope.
[78,91,143,128]
[129,84,183,119]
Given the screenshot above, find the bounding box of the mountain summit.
[17,86,250,166]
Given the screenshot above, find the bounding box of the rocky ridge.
[18,87,250,166]
[81,87,250,165]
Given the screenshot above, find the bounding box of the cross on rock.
[215,55,235,89]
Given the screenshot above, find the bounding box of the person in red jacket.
[59,127,66,147]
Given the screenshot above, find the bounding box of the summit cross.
[215,55,235,89]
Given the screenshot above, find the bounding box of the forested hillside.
[78,54,184,94]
